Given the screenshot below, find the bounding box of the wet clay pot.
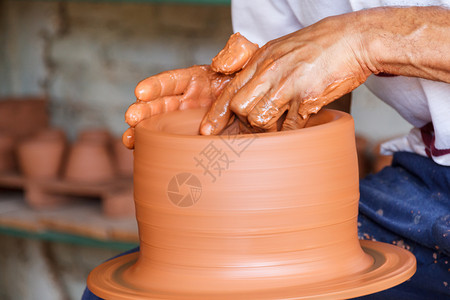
[17,129,66,179]
[64,139,116,183]
[88,108,415,299]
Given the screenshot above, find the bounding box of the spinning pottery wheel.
[88,108,416,299]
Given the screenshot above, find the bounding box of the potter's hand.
[200,14,370,135]
[123,32,258,149]
[200,6,450,135]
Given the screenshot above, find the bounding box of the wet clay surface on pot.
[88,108,415,299]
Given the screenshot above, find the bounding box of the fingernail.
[201,122,213,135]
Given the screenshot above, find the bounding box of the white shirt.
[232,0,450,166]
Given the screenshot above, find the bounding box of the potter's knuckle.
[229,99,245,115]
[248,113,268,128]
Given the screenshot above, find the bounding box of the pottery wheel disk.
[87,240,416,300]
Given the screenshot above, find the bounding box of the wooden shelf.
[0,190,139,251]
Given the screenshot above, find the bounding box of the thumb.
[211,32,259,75]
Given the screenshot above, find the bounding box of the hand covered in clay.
[123,32,258,149]
[199,14,370,135]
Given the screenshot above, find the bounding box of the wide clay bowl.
[88,108,415,299]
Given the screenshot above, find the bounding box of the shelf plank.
[0,191,139,251]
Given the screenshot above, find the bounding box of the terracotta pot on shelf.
[88,108,415,299]
[64,139,116,184]
[0,133,16,173]
[17,129,66,179]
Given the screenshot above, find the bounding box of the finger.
[125,102,151,127]
[267,104,290,131]
[211,32,259,75]
[229,77,273,118]
[122,127,135,149]
[238,120,265,134]
[200,63,258,135]
[211,74,233,98]
[281,100,310,131]
[125,96,182,127]
[178,72,211,110]
[246,82,291,129]
[134,66,208,101]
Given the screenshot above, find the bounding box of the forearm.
[355,6,450,83]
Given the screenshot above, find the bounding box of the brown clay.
[88,108,415,299]
[0,133,16,173]
[17,130,66,179]
[64,139,116,183]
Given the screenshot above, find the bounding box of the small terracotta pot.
[64,140,115,183]
[113,139,133,177]
[17,130,66,179]
[0,133,16,173]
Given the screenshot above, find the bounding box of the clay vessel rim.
[137,108,352,140]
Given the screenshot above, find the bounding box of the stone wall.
[0,1,233,139]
